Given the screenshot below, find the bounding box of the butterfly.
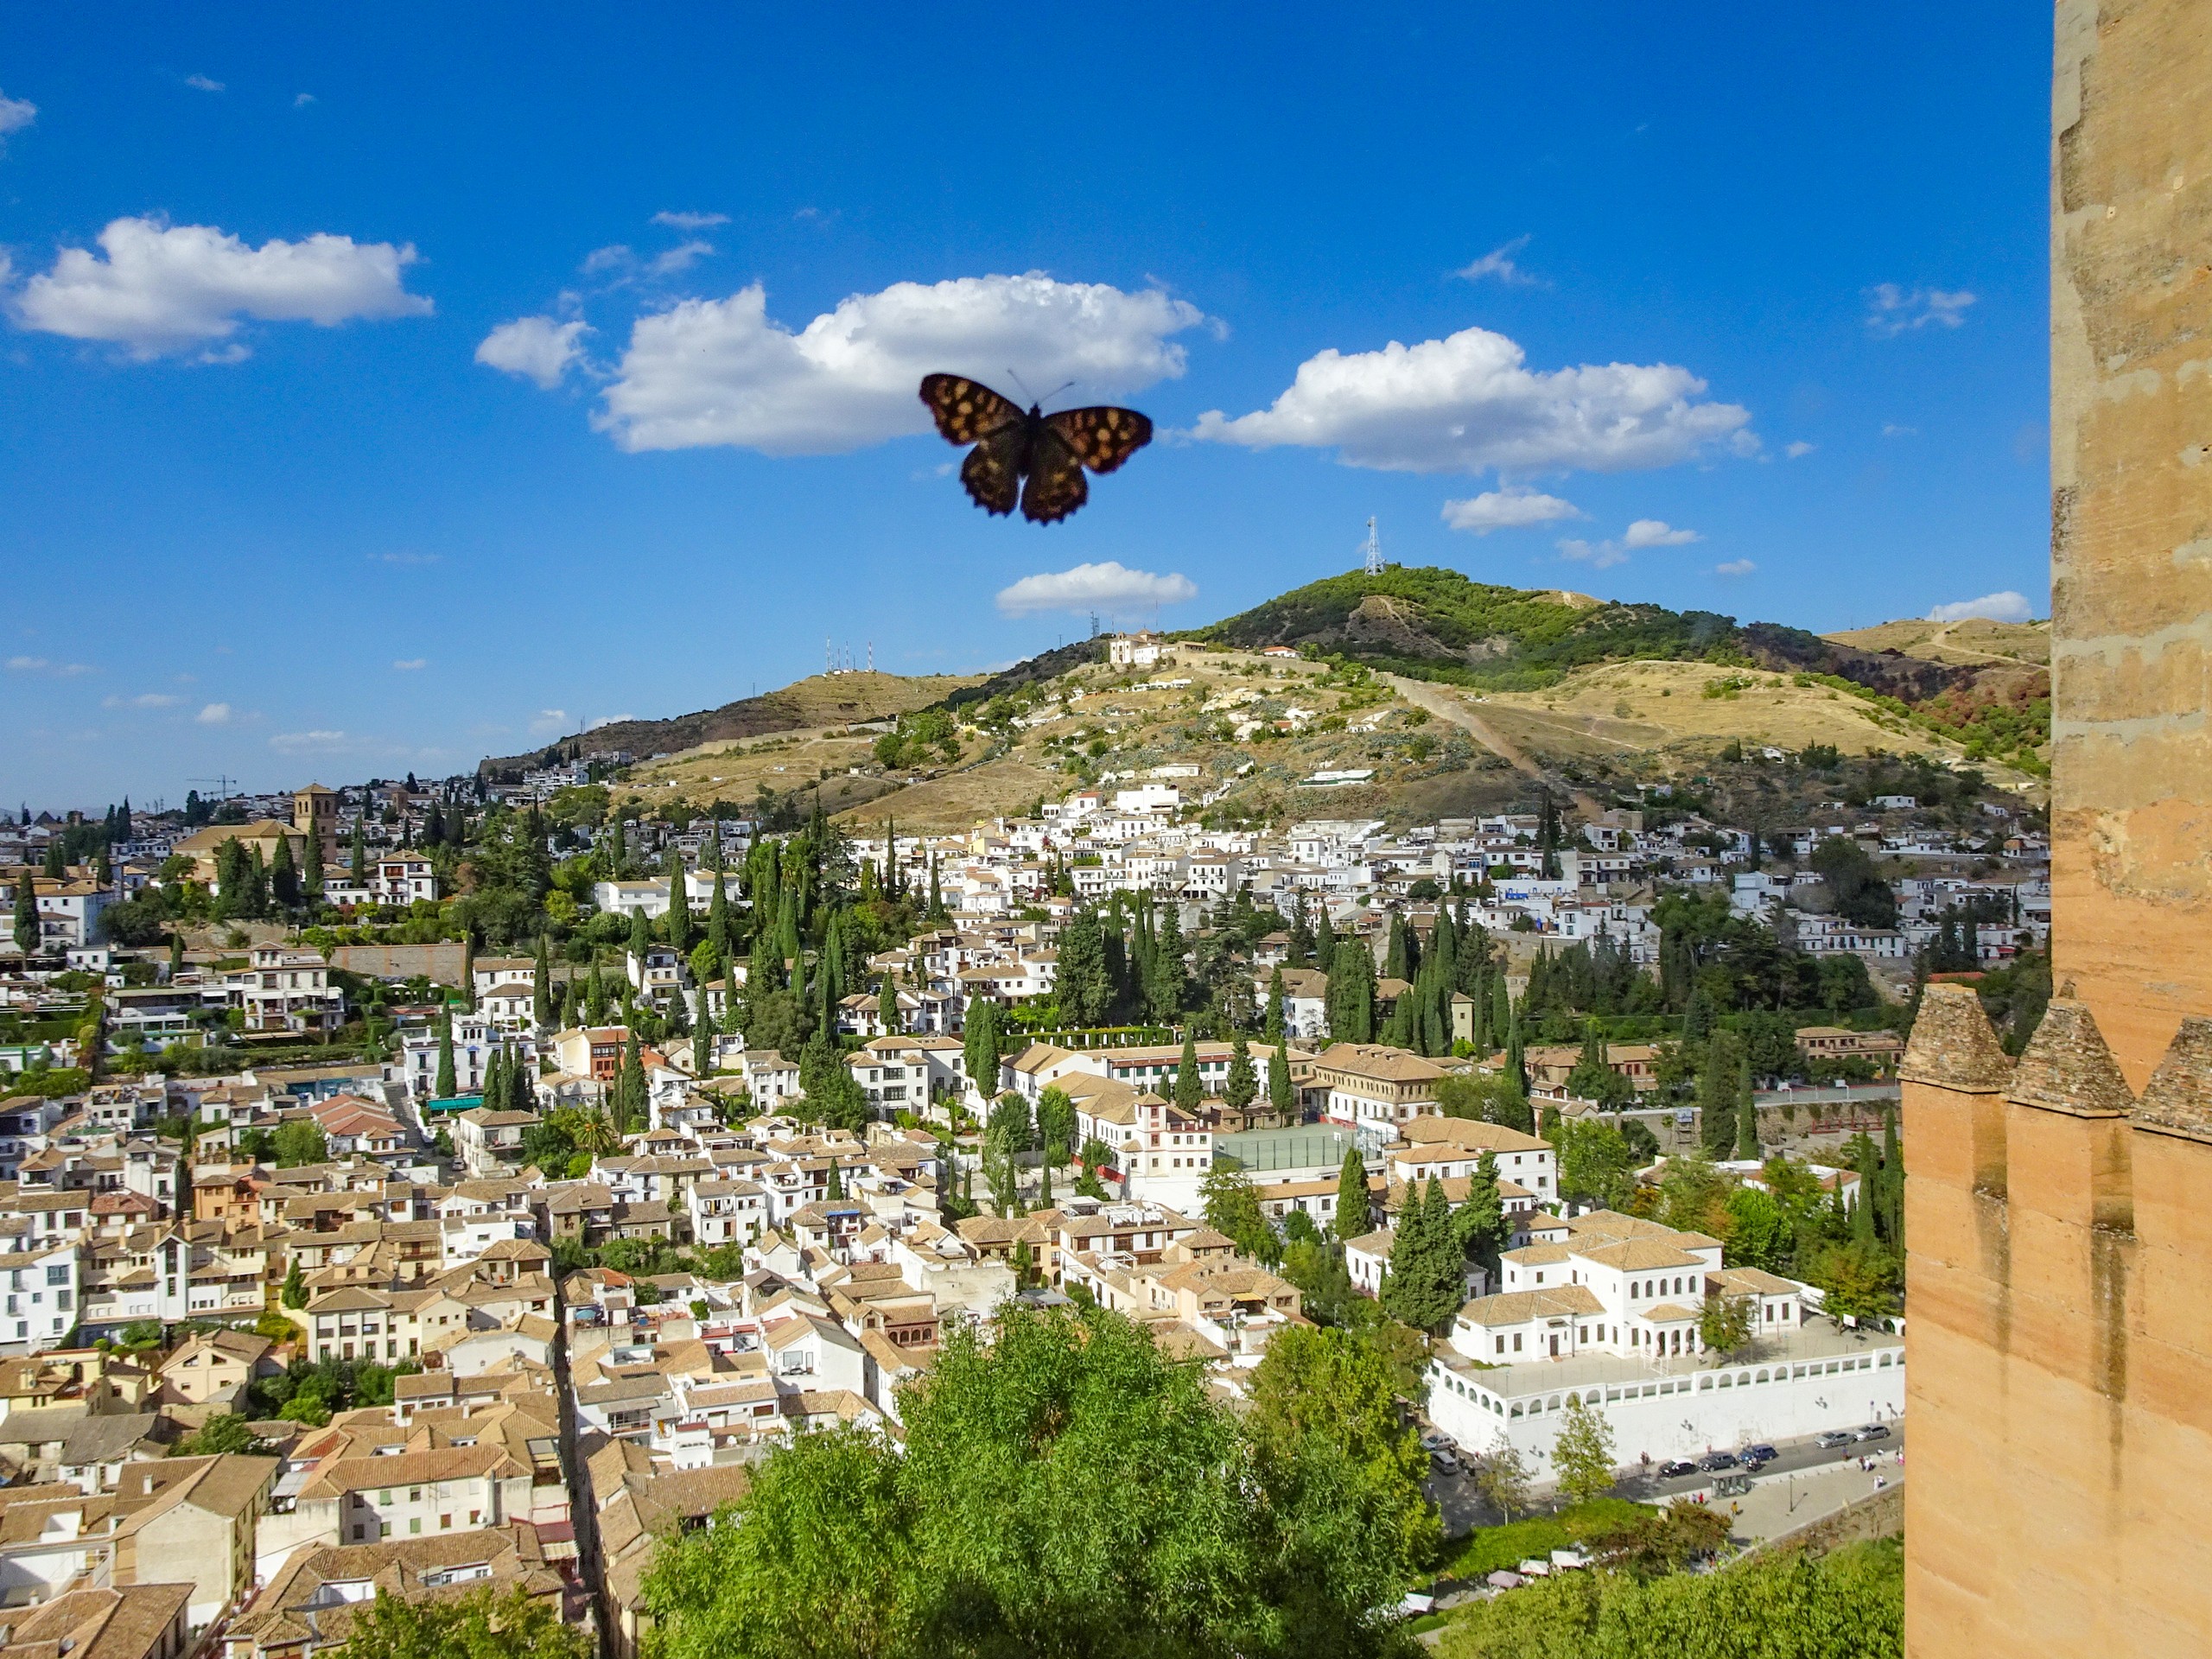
[919,373,1154,524]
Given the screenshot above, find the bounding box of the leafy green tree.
[615,1028,647,1130]
[1582,1498,1732,1580]
[1698,1291,1756,1358]
[1201,1160,1276,1263]
[1265,965,1287,1041]
[300,828,324,899]
[666,852,694,955]
[1723,1185,1789,1274]
[1269,1036,1294,1116]
[14,869,41,953]
[1471,1433,1534,1522]
[272,1120,328,1166]
[1383,1177,1460,1332]
[338,1585,590,1659]
[280,1256,308,1308]
[1332,1147,1370,1242]
[963,999,1002,1101]
[1805,1236,1899,1325]
[1056,906,1111,1027]
[1550,1395,1618,1503]
[639,1306,1425,1659]
[1551,1118,1635,1210]
[1145,905,1188,1022]
[1035,1085,1075,1170]
[175,1413,258,1456]
[1736,1066,1762,1159]
[1222,1030,1257,1110]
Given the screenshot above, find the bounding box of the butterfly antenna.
[1006,368,1036,404]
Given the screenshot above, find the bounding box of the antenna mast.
[1361,517,1383,576]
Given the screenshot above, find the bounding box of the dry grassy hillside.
[1824,617,2050,667]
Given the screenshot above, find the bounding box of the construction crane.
[1361,517,1383,576]
[188,775,239,799]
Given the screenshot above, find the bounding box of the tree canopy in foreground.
[640,1305,1433,1659]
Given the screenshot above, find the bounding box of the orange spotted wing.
[918,373,1153,524]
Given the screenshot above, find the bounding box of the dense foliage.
[639,1306,1433,1659]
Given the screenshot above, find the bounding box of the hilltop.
[494,569,2050,832]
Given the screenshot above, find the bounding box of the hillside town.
[0,678,2039,1652]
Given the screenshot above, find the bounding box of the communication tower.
[1361,517,1383,576]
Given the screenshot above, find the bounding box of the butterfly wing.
[1020,423,1090,524]
[1044,405,1154,474]
[919,374,1023,444]
[961,425,1027,518]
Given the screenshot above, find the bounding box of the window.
[45,1265,67,1286]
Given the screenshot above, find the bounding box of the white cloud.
[294,92,316,107]
[594,272,1206,454]
[103,692,181,709]
[529,709,570,735]
[5,655,45,671]
[1713,558,1758,577]
[0,89,35,140]
[1440,486,1582,534]
[1454,235,1538,286]
[1623,518,1699,548]
[652,211,728,231]
[373,550,441,565]
[1556,537,1629,570]
[1190,324,1752,474]
[475,316,588,389]
[1866,283,1976,336]
[6,654,91,675]
[10,216,432,359]
[391,658,427,671]
[1880,423,1917,438]
[270,728,347,753]
[184,73,226,93]
[1784,440,1815,459]
[1928,590,2033,625]
[195,702,233,725]
[995,561,1198,620]
[584,713,634,732]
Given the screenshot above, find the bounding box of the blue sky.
[1,3,2050,809]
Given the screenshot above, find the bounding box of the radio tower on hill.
[1361,516,1383,576]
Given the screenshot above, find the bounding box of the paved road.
[1384,675,1605,819]
[1424,1422,1906,1537]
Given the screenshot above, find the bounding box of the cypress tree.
[1173,1027,1204,1110]
[481,1043,505,1111]
[1313,905,1338,976]
[693,1008,713,1077]
[1288,892,1314,964]
[1456,1149,1509,1281]
[1735,1061,1761,1159]
[435,1008,456,1098]
[533,934,552,1027]
[1384,912,1410,982]
[1325,938,1375,1043]
[1222,1029,1256,1109]
[351,817,367,884]
[878,971,898,1035]
[1333,1147,1369,1241]
[1268,1037,1293,1117]
[1700,1030,1745,1158]
[12,868,36,955]
[666,849,693,955]
[1491,975,1512,1056]
[1265,965,1287,1042]
[707,842,733,962]
[1880,1108,1904,1249]
[628,908,651,963]
[301,827,323,899]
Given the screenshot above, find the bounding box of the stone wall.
[2049,0,2212,1089]
[1902,986,2212,1654]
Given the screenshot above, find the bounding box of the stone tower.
[1902,3,2212,1652]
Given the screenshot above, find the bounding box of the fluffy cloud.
[584,713,634,732]
[1880,423,1917,438]
[1713,558,1758,577]
[1455,236,1538,286]
[1191,325,1752,474]
[1784,440,1815,459]
[391,658,427,671]
[1866,283,1975,336]
[1440,486,1581,534]
[529,709,570,735]
[7,654,92,675]
[5,655,44,671]
[652,211,728,231]
[1622,518,1699,548]
[475,316,589,389]
[195,702,233,725]
[0,89,35,140]
[10,216,433,359]
[184,73,226,92]
[1928,590,2033,624]
[270,729,347,753]
[594,273,1205,454]
[103,692,181,709]
[995,561,1198,620]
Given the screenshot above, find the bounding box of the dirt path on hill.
[1384,675,1605,819]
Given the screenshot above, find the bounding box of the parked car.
[1745,1444,1778,1463]
[1657,1459,1699,1479]
[1853,1424,1891,1442]
[1815,1430,1856,1449]
[1698,1452,1738,1472]
[1430,1450,1462,1475]
[1420,1432,1452,1453]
